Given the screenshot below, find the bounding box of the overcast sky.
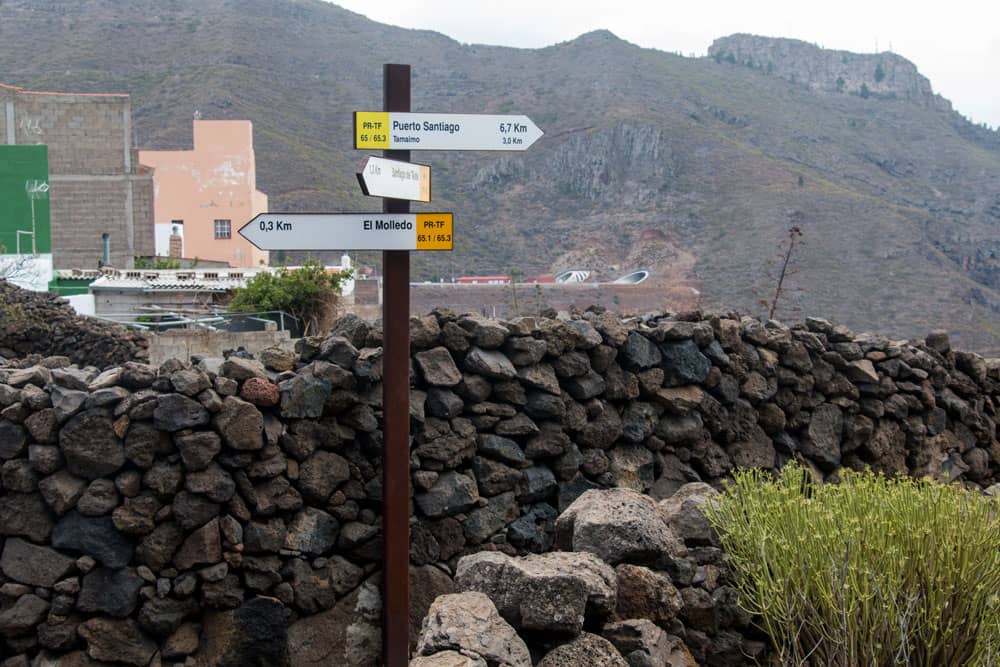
[330,0,1000,129]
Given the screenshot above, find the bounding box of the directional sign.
[238,213,453,251]
[354,112,543,151]
[357,156,431,202]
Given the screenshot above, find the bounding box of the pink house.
[139,120,269,267]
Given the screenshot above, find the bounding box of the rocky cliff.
[708,34,947,108]
[0,309,998,664]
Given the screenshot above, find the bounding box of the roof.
[456,275,511,282]
[72,264,351,293]
[86,268,267,292]
[0,81,129,99]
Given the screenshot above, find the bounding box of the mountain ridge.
[1,0,999,352]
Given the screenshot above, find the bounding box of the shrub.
[706,464,1000,666]
[134,255,181,270]
[229,259,352,336]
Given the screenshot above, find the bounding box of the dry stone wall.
[0,281,148,369]
[0,307,998,665]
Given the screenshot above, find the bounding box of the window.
[214,219,231,239]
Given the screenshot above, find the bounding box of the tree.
[228,259,352,336]
[0,244,46,289]
[759,226,805,321]
[860,83,871,99]
[134,256,181,270]
[874,62,886,82]
[836,76,846,92]
[506,268,524,316]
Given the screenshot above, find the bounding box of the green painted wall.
[50,277,92,296]
[0,145,50,255]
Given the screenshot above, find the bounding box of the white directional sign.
[357,156,431,202]
[354,112,543,151]
[239,213,453,251]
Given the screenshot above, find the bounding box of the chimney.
[101,233,111,267]
[169,227,183,259]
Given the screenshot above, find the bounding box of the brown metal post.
[382,63,411,667]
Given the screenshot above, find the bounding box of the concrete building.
[88,267,267,317]
[139,120,269,268]
[80,257,353,325]
[0,82,154,270]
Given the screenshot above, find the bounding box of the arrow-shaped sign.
[354,112,543,151]
[239,213,453,251]
[357,156,431,202]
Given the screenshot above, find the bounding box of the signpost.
[238,64,542,667]
[357,155,432,202]
[367,66,542,667]
[237,212,453,251]
[355,111,543,151]
[380,63,412,667]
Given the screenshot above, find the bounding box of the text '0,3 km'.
[354,112,543,151]
[238,213,453,251]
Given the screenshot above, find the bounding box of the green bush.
[706,464,1000,666]
[229,259,352,336]
[134,256,181,270]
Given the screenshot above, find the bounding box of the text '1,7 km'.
[357,155,431,202]
[238,212,453,251]
[354,112,543,151]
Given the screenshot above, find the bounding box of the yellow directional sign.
[355,112,391,149]
[415,213,452,250]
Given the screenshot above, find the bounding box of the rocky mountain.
[709,34,944,106]
[2,0,1000,352]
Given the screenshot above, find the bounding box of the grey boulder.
[602,619,691,667]
[411,651,488,667]
[415,592,531,667]
[658,482,720,548]
[537,632,627,667]
[0,538,75,587]
[455,551,616,635]
[555,488,687,569]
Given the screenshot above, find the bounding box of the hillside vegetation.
[2,0,999,351]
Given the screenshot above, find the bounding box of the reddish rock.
[240,377,280,408]
[613,564,683,627]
